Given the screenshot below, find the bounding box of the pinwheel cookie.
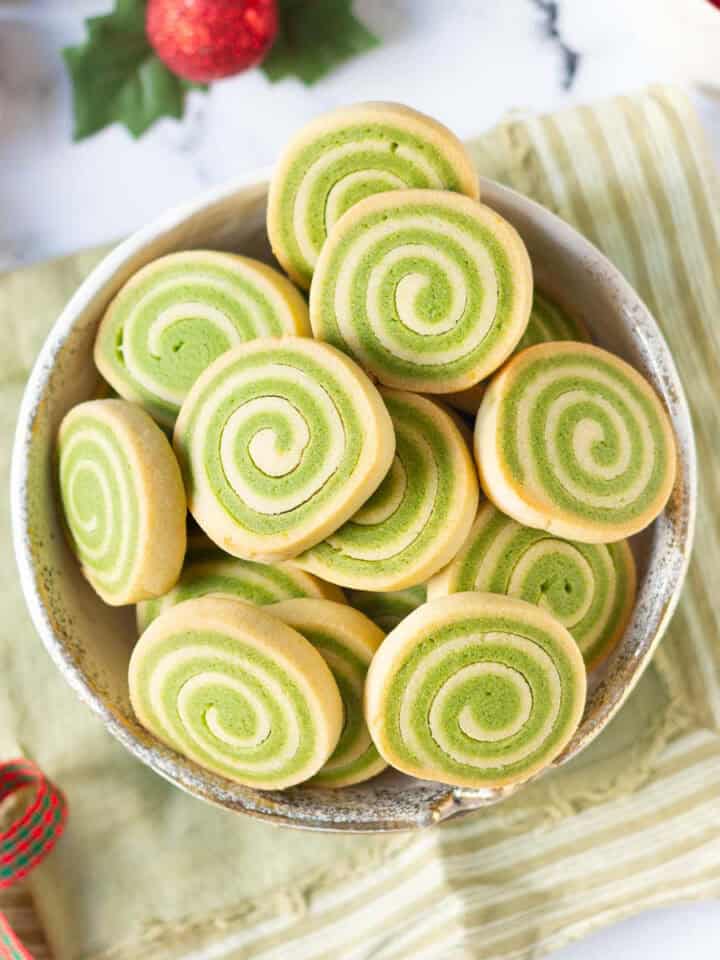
[296,390,478,590]
[310,190,533,394]
[267,101,479,288]
[173,337,395,561]
[428,501,636,670]
[475,342,677,542]
[57,399,186,605]
[129,596,343,790]
[365,593,587,789]
[137,552,344,632]
[271,599,387,787]
[94,251,310,426]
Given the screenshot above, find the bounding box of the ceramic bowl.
[11,173,696,831]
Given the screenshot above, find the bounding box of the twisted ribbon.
[0,760,67,959]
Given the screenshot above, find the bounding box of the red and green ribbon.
[0,760,67,960]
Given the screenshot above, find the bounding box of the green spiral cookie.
[296,390,478,590]
[365,593,587,789]
[348,586,426,633]
[310,190,533,394]
[137,553,345,632]
[267,101,479,289]
[475,342,678,543]
[271,599,387,787]
[94,251,311,427]
[445,291,590,415]
[58,399,186,605]
[129,596,344,790]
[428,502,636,669]
[173,337,396,561]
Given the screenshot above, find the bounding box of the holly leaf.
[262,0,379,85]
[63,0,205,141]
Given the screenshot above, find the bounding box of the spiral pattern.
[137,552,345,633]
[445,291,590,415]
[310,190,533,394]
[365,593,586,789]
[271,599,387,787]
[347,586,426,633]
[94,251,311,427]
[129,596,344,789]
[58,399,186,605]
[295,390,478,589]
[475,343,677,543]
[428,502,636,669]
[267,102,479,289]
[173,337,396,561]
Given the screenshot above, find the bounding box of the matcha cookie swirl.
[173,337,396,561]
[365,593,586,789]
[310,190,533,394]
[347,586,427,633]
[129,596,343,790]
[58,399,186,605]
[95,251,310,426]
[475,343,677,542]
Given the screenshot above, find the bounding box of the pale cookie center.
[430,662,533,742]
[508,541,595,627]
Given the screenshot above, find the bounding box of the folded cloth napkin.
[1,85,719,960]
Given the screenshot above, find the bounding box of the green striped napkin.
[1,85,718,960]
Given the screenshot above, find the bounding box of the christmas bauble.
[147,0,279,83]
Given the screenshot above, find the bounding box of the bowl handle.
[428,783,525,823]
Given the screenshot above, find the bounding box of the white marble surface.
[0,0,719,269]
[1,0,719,956]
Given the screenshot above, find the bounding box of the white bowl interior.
[12,175,695,831]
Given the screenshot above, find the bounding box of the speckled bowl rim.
[11,171,697,832]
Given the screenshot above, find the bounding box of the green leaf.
[262,0,379,86]
[63,0,205,141]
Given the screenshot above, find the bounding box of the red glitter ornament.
[147,0,279,84]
